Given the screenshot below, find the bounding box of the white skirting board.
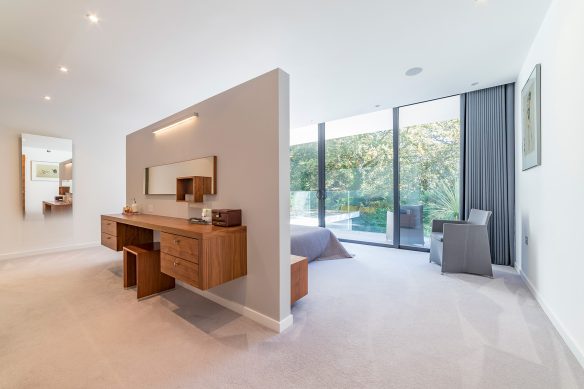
[177,280,293,333]
[0,242,101,262]
[516,265,584,369]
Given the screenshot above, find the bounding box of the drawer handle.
[174,239,180,244]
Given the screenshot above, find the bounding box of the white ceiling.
[0,0,551,135]
[21,133,73,151]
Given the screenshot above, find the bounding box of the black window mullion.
[392,108,400,249]
[317,122,326,228]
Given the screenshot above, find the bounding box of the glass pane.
[398,96,461,248]
[290,124,318,226]
[325,109,394,244]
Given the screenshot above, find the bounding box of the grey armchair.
[429,209,493,278]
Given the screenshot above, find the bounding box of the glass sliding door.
[290,124,319,226]
[324,109,394,244]
[398,96,461,249]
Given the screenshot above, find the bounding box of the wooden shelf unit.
[176,176,212,203]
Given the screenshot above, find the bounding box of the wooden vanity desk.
[101,214,247,290]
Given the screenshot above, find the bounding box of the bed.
[290,225,353,262]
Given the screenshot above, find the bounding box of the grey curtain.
[460,84,515,266]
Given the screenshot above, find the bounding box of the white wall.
[0,126,125,259]
[515,0,584,367]
[126,69,291,328]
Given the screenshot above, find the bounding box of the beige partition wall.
[126,69,291,330]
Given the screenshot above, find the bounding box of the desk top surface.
[43,201,72,207]
[102,213,246,239]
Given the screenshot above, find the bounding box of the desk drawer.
[101,233,119,251]
[101,219,117,236]
[160,232,199,263]
[161,253,199,287]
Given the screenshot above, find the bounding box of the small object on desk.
[123,205,140,215]
[202,208,212,223]
[131,198,139,213]
[189,217,209,225]
[184,194,194,202]
[212,209,242,227]
[59,186,70,196]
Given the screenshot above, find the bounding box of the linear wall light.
[152,112,199,135]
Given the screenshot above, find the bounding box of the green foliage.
[427,181,460,221]
[290,142,318,191]
[290,119,461,235]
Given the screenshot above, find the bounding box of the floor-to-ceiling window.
[324,110,393,244]
[398,96,461,249]
[290,95,461,252]
[290,124,318,226]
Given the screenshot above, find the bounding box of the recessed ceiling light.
[405,67,423,77]
[475,0,488,5]
[44,95,52,101]
[86,13,100,24]
[59,66,69,73]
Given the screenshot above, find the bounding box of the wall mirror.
[21,133,73,218]
[145,156,217,196]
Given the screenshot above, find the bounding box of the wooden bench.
[291,255,308,304]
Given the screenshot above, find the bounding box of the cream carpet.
[1,243,583,389]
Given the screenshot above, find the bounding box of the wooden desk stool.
[123,243,175,299]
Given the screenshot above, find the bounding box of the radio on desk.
[212,209,242,227]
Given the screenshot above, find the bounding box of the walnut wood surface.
[291,255,308,304]
[101,233,118,251]
[101,219,117,236]
[100,216,154,251]
[176,176,212,202]
[123,249,137,288]
[101,214,247,291]
[201,229,247,290]
[124,243,175,299]
[102,214,246,240]
[161,253,200,288]
[160,232,199,264]
[42,201,72,216]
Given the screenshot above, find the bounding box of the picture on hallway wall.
[31,161,59,181]
[521,63,541,171]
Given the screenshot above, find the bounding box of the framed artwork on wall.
[31,161,59,181]
[521,63,542,171]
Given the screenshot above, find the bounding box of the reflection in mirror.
[21,133,73,218]
[145,156,217,195]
